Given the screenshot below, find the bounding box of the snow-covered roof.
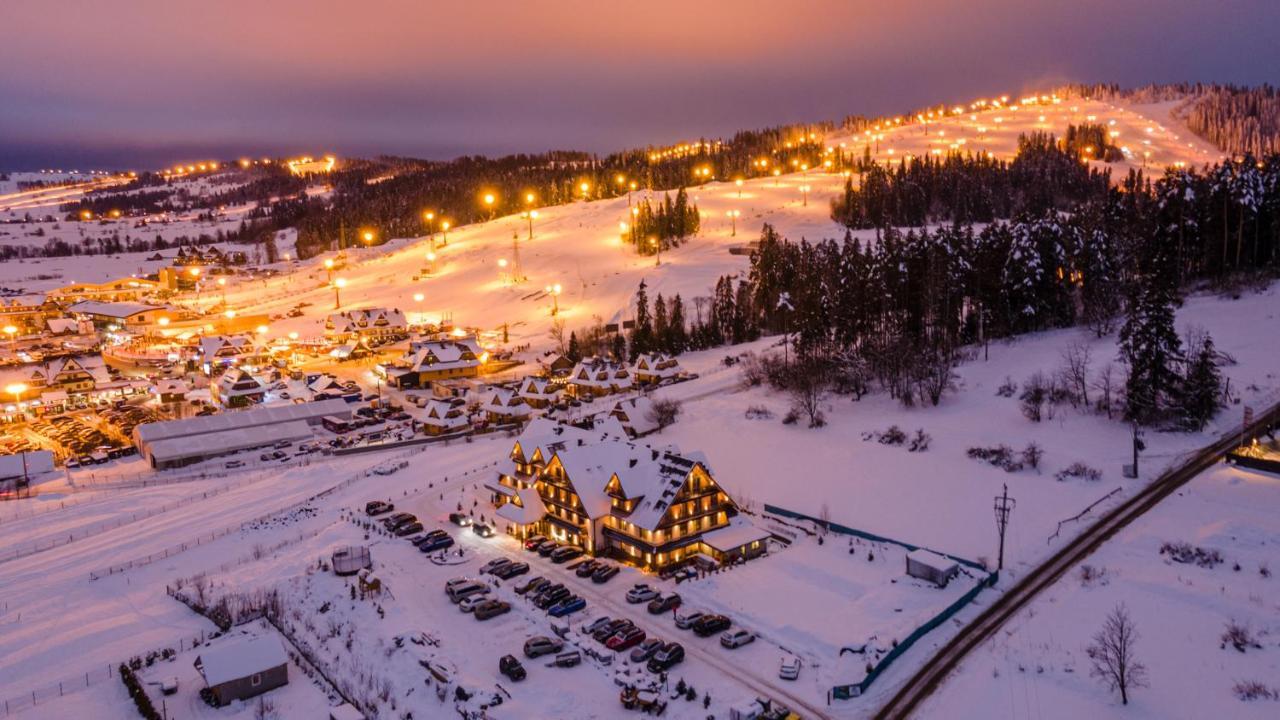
[329,704,366,720]
[135,398,352,445]
[906,549,959,575]
[196,635,288,687]
[66,300,164,319]
[147,420,312,463]
[496,486,547,525]
[701,517,771,553]
[611,396,659,436]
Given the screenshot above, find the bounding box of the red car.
[606,626,647,651]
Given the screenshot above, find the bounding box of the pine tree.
[629,280,653,360]
[1178,333,1222,430]
[566,331,581,362]
[1119,236,1183,424]
[653,293,670,354]
[668,294,688,354]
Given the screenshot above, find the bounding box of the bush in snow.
[967,445,1023,472]
[908,429,932,452]
[1221,621,1262,653]
[878,426,907,446]
[744,404,773,420]
[1056,462,1102,482]
[1078,564,1109,588]
[1158,541,1223,568]
[1233,681,1278,702]
[646,398,682,431]
[996,376,1018,398]
[1020,373,1048,422]
[1021,443,1044,472]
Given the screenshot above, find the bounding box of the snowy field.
[915,461,1280,720]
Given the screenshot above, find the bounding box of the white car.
[720,629,755,649]
[445,576,476,591]
[779,656,801,680]
[674,611,705,630]
[459,592,492,613]
[625,584,660,604]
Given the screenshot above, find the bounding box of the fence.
[761,504,998,700]
[86,444,431,580]
[2,471,285,564]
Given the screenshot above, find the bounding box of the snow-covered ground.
[915,461,1280,720]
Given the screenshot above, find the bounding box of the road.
[875,402,1280,720]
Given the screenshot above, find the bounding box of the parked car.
[573,559,600,577]
[447,581,488,603]
[394,522,424,537]
[224,460,245,469]
[648,593,682,614]
[536,540,559,556]
[523,636,565,659]
[413,529,448,546]
[606,626,646,651]
[494,561,530,579]
[535,586,571,609]
[674,611,706,630]
[583,616,614,636]
[383,513,416,530]
[474,599,512,620]
[365,500,394,516]
[445,577,476,591]
[591,565,619,584]
[472,523,495,538]
[523,534,548,551]
[459,592,494,613]
[594,619,633,643]
[449,512,473,527]
[418,534,455,552]
[626,584,660,604]
[550,546,583,564]
[647,642,685,672]
[515,576,548,595]
[720,629,755,649]
[480,558,513,575]
[630,637,665,663]
[547,595,586,617]
[553,650,582,668]
[499,655,526,682]
[693,615,732,637]
[779,656,801,680]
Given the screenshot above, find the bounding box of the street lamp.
[545,283,562,315]
[579,182,590,201]
[483,193,496,219]
[333,277,346,309]
[324,258,335,284]
[6,383,27,412]
[441,220,450,245]
[522,210,538,240]
[217,276,227,306]
[361,229,375,246]
[627,181,637,206]
[772,168,781,186]
[735,178,744,198]
[799,185,811,207]
[425,250,437,274]
[650,236,661,266]
[726,209,740,236]
[3,325,16,355]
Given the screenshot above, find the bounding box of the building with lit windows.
[488,418,769,571]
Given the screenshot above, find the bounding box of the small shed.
[331,545,372,576]
[905,549,960,588]
[194,636,289,706]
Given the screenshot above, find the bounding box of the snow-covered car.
[720,629,755,649]
[480,558,513,575]
[472,523,496,538]
[474,599,511,621]
[583,616,614,636]
[625,584,660,604]
[630,637,665,663]
[459,592,493,612]
[779,656,801,680]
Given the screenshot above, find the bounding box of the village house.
[481,387,532,425]
[28,357,97,396]
[488,418,769,571]
[418,397,470,436]
[194,635,288,707]
[0,296,62,336]
[538,352,574,376]
[609,396,660,438]
[49,276,162,304]
[566,356,632,398]
[378,338,484,388]
[517,376,560,409]
[631,353,683,385]
[66,300,169,331]
[325,307,408,341]
[198,335,268,371]
[155,378,189,404]
[211,367,267,408]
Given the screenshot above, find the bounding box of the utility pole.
[511,230,523,283]
[993,483,1015,571]
[1124,423,1146,478]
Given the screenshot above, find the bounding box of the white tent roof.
[147,420,313,463]
[135,398,351,445]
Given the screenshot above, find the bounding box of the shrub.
[996,376,1018,398]
[908,429,932,453]
[1233,680,1278,701]
[1221,621,1262,653]
[1055,462,1102,482]
[1158,541,1223,568]
[967,445,1022,472]
[878,426,907,446]
[119,663,163,720]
